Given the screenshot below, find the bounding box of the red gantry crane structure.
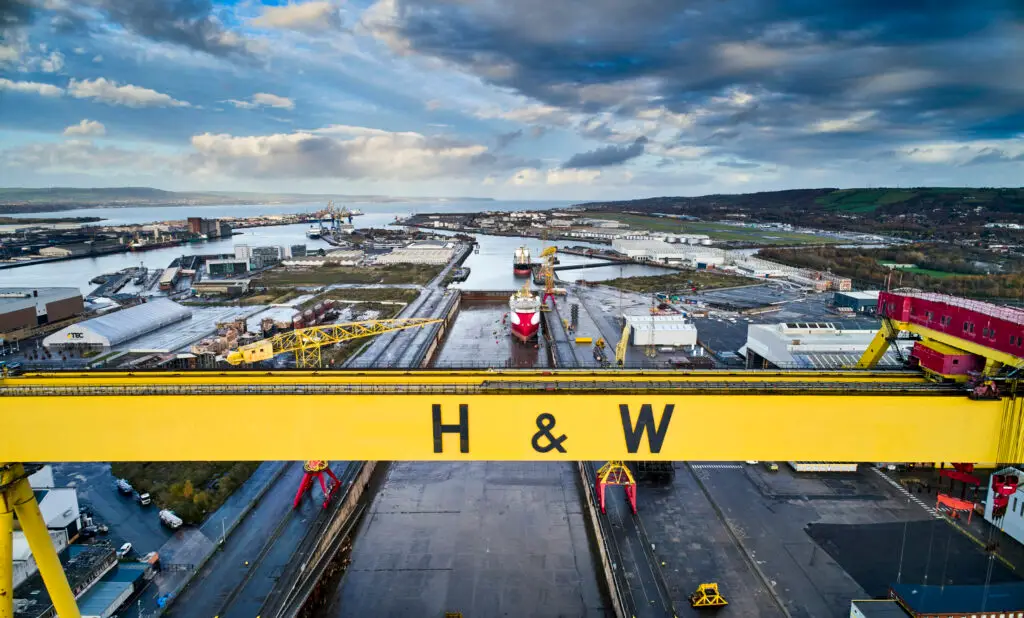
[858,289,1024,517]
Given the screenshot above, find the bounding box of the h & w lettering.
[432,404,469,454]
[619,404,674,453]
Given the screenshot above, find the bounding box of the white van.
[117,542,132,559]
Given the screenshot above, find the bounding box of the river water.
[0,199,669,293]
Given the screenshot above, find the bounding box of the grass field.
[258,263,444,286]
[602,269,740,293]
[297,287,421,309]
[878,262,959,279]
[816,189,917,212]
[584,212,839,244]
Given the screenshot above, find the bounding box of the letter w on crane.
[619,404,674,454]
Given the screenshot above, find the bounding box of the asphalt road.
[166,461,316,615]
[52,463,172,557]
[590,462,675,618]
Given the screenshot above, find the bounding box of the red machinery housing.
[990,473,1020,518]
[877,291,1024,362]
[909,341,984,380]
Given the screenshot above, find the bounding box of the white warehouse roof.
[744,321,911,369]
[44,298,191,349]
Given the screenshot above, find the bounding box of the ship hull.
[509,311,540,342]
[513,264,531,276]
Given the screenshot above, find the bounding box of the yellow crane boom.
[225,318,443,368]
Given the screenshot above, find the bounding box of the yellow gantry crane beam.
[2,368,1022,463]
[225,318,444,368]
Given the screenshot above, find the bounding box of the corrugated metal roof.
[790,350,905,370]
[58,299,190,346]
[76,580,132,613]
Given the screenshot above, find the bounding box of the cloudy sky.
[0,0,1021,199]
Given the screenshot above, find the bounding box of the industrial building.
[850,599,909,617]
[15,545,117,618]
[984,465,1024,545]
[834,290,881,313]
[625,314,698,347]
[250,246,284,269]
[611,239,706,263]
[12,466,80,589]
[43,298,191,353]
[741,321,912,369]
[376,243,455,265]
[38,243,92,258]
[0,288,84,333]
[889,582,1024,617]
[283,250,364,268]
[206,259,249,277]
[290,244,307,258]
[187,217,231,239]
[192,279,251,297]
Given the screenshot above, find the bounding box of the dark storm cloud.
[89,0,249,56]
[563,136,647,169]
[1,0,35,32]
[717,160,760,169]
[375,0,1024,166]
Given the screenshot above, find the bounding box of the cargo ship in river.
[509,284,541,343]
[513,246,532,276]
[129,237,184,252]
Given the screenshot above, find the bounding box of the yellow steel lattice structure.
[225,318,443,368]
[615,322,630,366]
[690,582,728,607]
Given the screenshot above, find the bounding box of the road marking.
[690,464,745,470]
[872,468,943,518]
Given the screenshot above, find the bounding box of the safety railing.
[0,380,962,397]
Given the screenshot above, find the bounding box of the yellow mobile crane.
[615,321,631,366]
[225,318,443,368]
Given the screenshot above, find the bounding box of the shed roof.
[891,582,1024,613]
[0,288,81,315]
[44,298,191,347]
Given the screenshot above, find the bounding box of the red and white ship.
[513,246,532,276]
[509,284,541,343]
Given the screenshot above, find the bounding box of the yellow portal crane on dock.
[225,318,443,368]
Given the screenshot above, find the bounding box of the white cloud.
[92,55,102,63]
[225,92,295,110]
[811,111,878,133]
[63,119,106,137]
[896,139,1024,165]
[68,78,190,108]
[252,92,294,109]
[250,1,342,32]
[39,50,64,73]
[509,167,602,186]
[186,126,492,180]
[0,45,20,65]
[0,140,171,173]
[0,78,63,97]
[475,104,572,126]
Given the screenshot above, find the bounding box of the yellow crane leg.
[1,507,12,618]
[857,319,899,369]
[0,464,80,618]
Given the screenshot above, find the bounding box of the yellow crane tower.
[226,318,443,368]
[539,246,557,309]
[615,321,631,366]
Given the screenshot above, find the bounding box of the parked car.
[80,525,98,539]
[116,479,133,495]
[97,524,109,534]
[137,493,152,506]
[117,542,132,559]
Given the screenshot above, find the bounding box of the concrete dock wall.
[577,462,628,618]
